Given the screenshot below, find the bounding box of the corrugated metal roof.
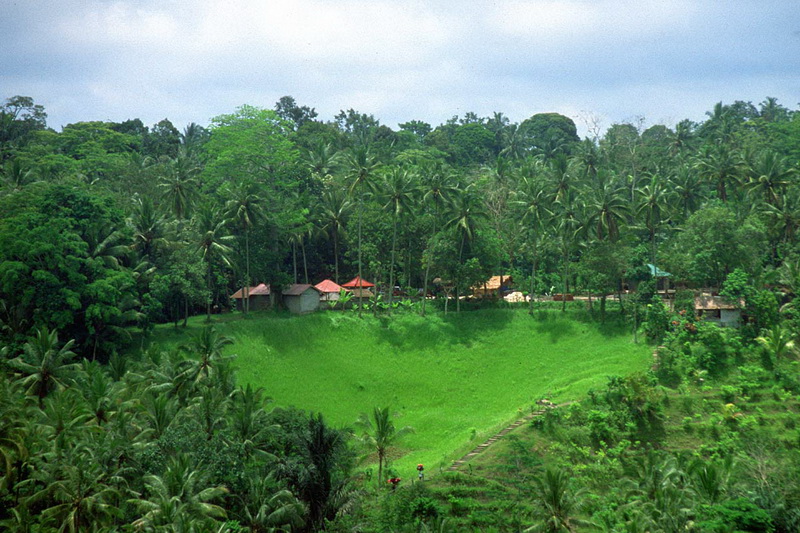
[474,275,512,291]
[695,294,740,310]
[349,288,374,298]
[342,276,375,288]
[315,279,344,293]
[283,284,321,296]
[231,283,271,298]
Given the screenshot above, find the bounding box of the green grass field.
[145,306,651,476]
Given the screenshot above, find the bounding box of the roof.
[342,276,375,288]
[695,294,740,310]
[283,284,321,296]
[348,288,374,298]
[315,279,345,293]
[474,275,513,291]
[231,283,271,298]
[647,264,671,278]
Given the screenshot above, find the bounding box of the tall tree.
[193,203,234,321]
[344,146,381,316]
[378,167,418,309]
[224,181,264,314]
[356,406,414,486]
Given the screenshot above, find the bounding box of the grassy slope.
[145,306,651,474]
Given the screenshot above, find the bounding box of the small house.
[472,275,513,298]
[315,279,346,302]
[695,294,741,328]
[231,283,273,312]
[283,284,322,314]
[342,276,375,290]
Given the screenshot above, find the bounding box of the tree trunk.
[302,239,308,284]
[206,260,212,322]
[245,228,250,315]
[421,213,438,317]
[388,215,398,311]
[292,241,298,284]
[528,246,537,316]
[358,196,363,318]
[334,230,339,284]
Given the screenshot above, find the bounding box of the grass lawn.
[144,306,651,477]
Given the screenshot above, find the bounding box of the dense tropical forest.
[2,93,800,531]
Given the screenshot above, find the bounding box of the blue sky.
[2,0,799,137]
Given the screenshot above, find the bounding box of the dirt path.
[447,402,570,472]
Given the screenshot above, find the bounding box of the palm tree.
[379,167,418,309]
[179,326,234,387]
[694,143,742,203]
[668,165,705,221]
[420,167,459,316]
[344,146,381,316]
[235,475,306,532]
[305,141,341,179]
[1,158,36,192]
[514,173,551,314]
[130,454,228,530]
[551,191,584,312]
[636,175,670,266]
[0,375,27,492]
[8,327,81,407]
[27,449,121,532]
[225,181,264,314]
[746,149,796,207]
[356,406,414,485]
[193,203,235,321]
[583,176,629,242]
[129,195,169,262]
[756,325,798,365]
[316,187,352,284]
[527,467,588,533]
[444,186,488,312]
[159,150,200,221]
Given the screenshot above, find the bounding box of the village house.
[231,283,273,312]
[283,284,322,314]
[472,275,513,298]
[315,279,346,303]
[695,293,742,328]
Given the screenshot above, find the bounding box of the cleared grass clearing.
[146,307,651,475]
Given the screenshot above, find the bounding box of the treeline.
[2,94,800,357]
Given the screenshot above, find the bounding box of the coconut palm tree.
[316,187,352,284]
[344,146,381,316]
[378,167,418,309]
[668,165,705,222]
[527,467,588,533]
[130,454,228,530]
[420,166,459,316]
[27,449,122,533]
[179,326,234,387]
[235,474,306,532]
[160,150,200,221]
[193,203,235,322]
[356,406,414,485]
[636,175,670,266]
[756,325,798,365]
[129,195,169,262]
[444,186,489,312]
[584,175,629,242]
[746,149,796,207]
[514,172,552,314]
[8,327,81,407]
[224,181,264,314]
[694,143,743,203]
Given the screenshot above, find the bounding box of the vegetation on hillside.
[2,93,800,530]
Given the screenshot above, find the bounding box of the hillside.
[146,306,652,474]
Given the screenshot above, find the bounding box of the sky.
[2,0,799,138]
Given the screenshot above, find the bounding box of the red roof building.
[231,283,273,311]
[315,279,346,301]
[342,276,375,288]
